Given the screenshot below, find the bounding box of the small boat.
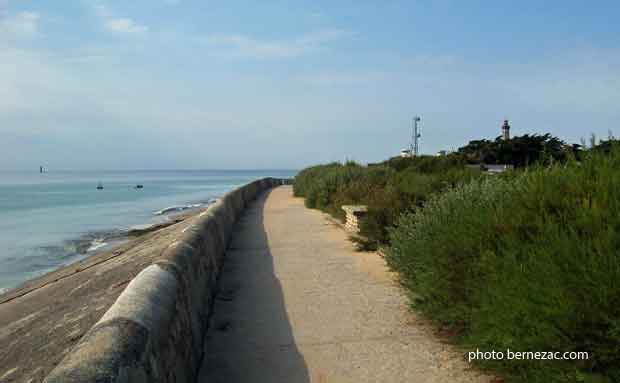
[97,182,104,190]
[135,184,144,189]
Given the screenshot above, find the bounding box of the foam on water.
[87,238,108,252]
[153,203,204,216]
[130,223,157,231]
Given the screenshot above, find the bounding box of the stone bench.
[341,205,368,233]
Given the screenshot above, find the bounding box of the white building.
[400,149,413,158]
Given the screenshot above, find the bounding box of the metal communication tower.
[411,116,421,156]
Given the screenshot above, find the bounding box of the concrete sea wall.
[43,178,286,383]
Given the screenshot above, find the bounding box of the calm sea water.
[0,170,296,292]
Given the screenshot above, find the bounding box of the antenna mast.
[412,116,421,156]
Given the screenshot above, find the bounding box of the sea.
[0,169,296,293]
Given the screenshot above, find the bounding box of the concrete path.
[198,186,493,383]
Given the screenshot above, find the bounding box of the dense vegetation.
[294,135,620,382]
[293,156,481,249]
[457,133,575,167]
[294,132,577,248]
[387,150,620,382]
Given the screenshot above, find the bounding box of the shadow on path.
[198,190,310,383]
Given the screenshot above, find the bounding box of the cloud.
[0,11,40,38]
[105,18,148,34]
[94,4,111,18]
[1,7,619,170]
[204,28,351,59]
[95,4,148,35]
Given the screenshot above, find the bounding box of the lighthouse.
[501,120,510,140]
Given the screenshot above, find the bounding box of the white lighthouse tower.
[501,120,511,140]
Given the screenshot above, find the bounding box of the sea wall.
[43,178,286,383]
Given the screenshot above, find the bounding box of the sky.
[1,1,619,170]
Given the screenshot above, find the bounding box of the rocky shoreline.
[0,204,208,383]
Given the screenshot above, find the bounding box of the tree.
[456,133,569,167]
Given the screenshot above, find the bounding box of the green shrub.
[294,162,366,211]
[385,150,620,382]
[294,159,482,247]
[378,154,466,173]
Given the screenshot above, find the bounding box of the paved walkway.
[198,186,492,383]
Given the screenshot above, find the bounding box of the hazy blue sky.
[1,1,619,170]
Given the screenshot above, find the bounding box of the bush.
[378,154,466,173]
[385,150,620,382]
[294,159,481,248]
[293,162,367,212]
